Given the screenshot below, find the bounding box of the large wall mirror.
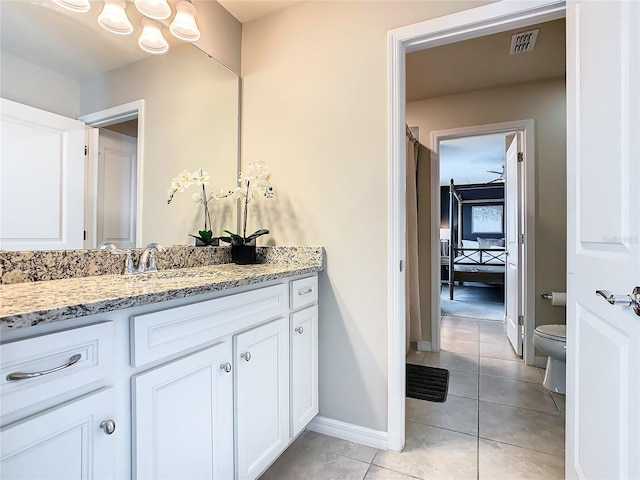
[0,0,239,251]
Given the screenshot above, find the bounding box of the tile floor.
[260,315,565,480]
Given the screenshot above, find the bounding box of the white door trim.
[430,120,535,366]
[79,100,145,248]
[387,0,565,452]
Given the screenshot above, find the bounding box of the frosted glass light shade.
[98,0,133,35]
[169,1,200,42]
[134,0,171,20]
[52,0,90,13]
[138,18,169,55]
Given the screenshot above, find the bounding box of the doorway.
[79,100,145,249]
[429,121,534,363]
[387,1,566,452]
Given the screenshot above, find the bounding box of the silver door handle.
[596,287,640,316]
[6,354,82,381]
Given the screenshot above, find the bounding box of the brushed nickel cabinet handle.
[241,352,252,362]
[100,420,116,435]
[6,354,82,381]
[220,362,232,373]
[295,326,304,334]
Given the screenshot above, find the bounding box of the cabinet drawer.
[131,284,288,367]
[291,276,318,311]
[0,322,114,420]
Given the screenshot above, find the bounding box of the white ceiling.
[217,0,302,23]
[410,19,565,186]
[406,19,565,102]
[0,0,186,80]
[438,134,510,186]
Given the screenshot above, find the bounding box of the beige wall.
[407,78,567,337]
[242,0,493,432]
[1,53,80,118]
[194,0,242,74]
[80,45,239,247]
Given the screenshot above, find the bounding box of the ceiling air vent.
[509,29,539,54]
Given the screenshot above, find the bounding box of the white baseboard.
[307,416,388,450]
[417,341,432,351]
[535,356,549,368]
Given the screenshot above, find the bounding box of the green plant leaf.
[246,229,270,241]
[188,230,218,245]
[223,230,245,245]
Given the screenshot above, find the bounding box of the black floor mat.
[406,364,450,402]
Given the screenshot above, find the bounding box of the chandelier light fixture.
[52,0,90,13]
[51,0,201,55]
[98,0,134,35]
[138,17,169,54]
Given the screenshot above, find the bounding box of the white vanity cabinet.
[235,317,290,479]
[1,388,116,480]
[0,272,319,480]
[0,322,117,479]
[132,342,234,480]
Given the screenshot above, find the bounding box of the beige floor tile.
[478,320,506,334]
[479,401,565,456]
[365,465,424,480]
[538,367,547,379]
[448,370,478,399]
[294,431,379,463]
[406,348,427,365]
[480,376,558,414]
[550,392,566,414]
[440,336,479,356]
[441,326,478,342]
[479,340,520,361]
[406,395,478,436]
[442,316,479,329]
[478,330,508,345]
[374,422,477,480]
[259,442,370,480]
[479,439,565,480]
[421,350,479,374]
[480,357,545,383]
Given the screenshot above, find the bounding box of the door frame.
[386,0,565,452]
[430,120,535,366]
[79,100,145,248]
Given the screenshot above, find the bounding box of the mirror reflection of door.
[95,123,138,249]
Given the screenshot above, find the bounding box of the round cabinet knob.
[100,419,116,435]
[295,326,304,334]
[220,362,232,373]
[240,352,252,362]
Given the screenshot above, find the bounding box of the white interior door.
[0,98,85,250]
[505,135,522,356]
[96,130,137,248]
[566,1,639,478]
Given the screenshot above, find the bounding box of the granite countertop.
[0,260,323,332]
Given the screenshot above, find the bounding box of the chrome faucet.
[137,243,165,273]
[97,241,118,250]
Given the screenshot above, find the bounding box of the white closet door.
[0,98,85,250]
[96,131,137,248]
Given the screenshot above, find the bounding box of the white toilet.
[532,324,566,394]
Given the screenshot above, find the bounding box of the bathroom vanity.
[0,248,322,480]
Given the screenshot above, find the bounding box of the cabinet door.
[133,342,233,480]
[0,388,116,480]
[291,306,319,437]
[235,317,290,480]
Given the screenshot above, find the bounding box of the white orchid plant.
[166,169,226,246]
[219,161,274,245]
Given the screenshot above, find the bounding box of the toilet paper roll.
[551,292,566,307]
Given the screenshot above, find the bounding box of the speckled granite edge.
[0,246,324,284]
[0,261,323,331]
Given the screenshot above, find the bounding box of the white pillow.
[462,240,479,249]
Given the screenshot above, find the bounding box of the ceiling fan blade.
[487,170,502,174]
